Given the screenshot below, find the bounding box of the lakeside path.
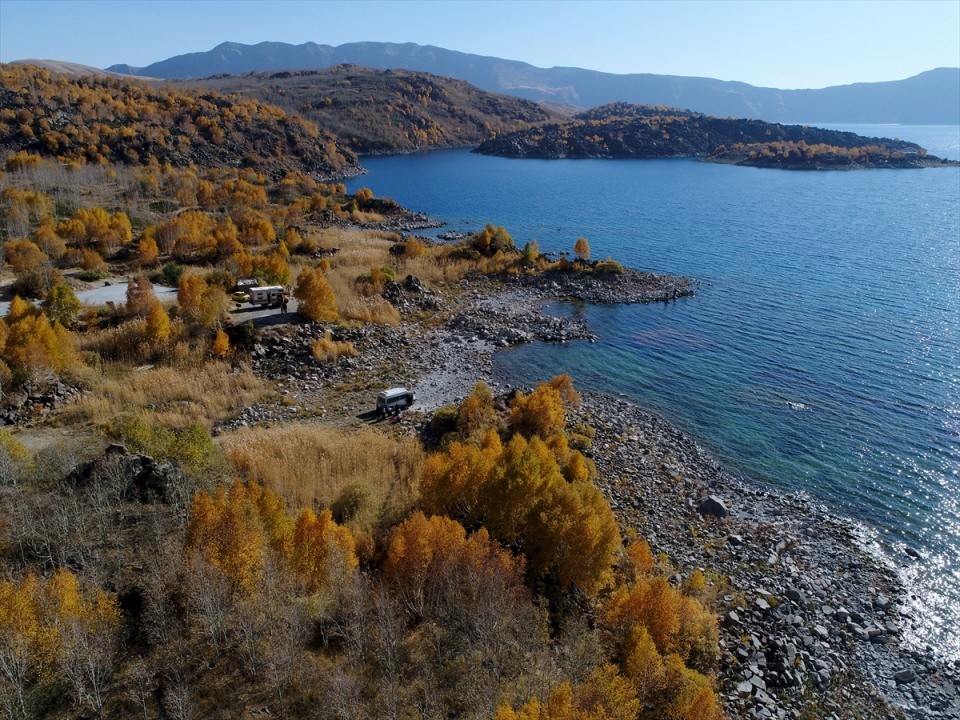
[232,269,959,720]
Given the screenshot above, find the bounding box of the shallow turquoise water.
[347,126,960,657]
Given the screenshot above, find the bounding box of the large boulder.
[698,494,728,519]
[68,444,186,503]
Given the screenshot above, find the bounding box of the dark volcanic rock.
[68,444,186,504]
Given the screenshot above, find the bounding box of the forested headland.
[474,102,957,169]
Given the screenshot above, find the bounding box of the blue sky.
[1,0,958,89]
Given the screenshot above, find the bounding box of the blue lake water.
[346,125,960,658]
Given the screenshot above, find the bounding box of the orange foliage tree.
[421,428,619,595]
[177,273,227,330]
[574,237,591,262]
[508,374,579,440]
[597,538,723,719]
[0,295,80,388]
[186,480,357,597]
[0,569,119,718]
[492,665,639,720]
[294,265,338,322]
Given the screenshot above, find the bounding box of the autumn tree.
[1,296,80,388]
[294,265,338,322]
[597,538,723,719]
[177,273,227,330]
[456,381,501,441]
[41,282,81,327]
[421,428,619,595]
[3,238,54,297]
[211,329,231,357]
[186,480,357,598]
[381,510,543,708]
[471,223,515,257]
[0,570,119,718]
[574,237,591,262]
[32,217,67,265]
[509,383,567,439]
[1,188,52,239]
[146,209,216,262]
[492,665,640,720]
[137,235,159,267]
[383,511,530,620]
[186,480,272,594]
[125,275,157,317]
[288,508,358,595]
[145,302,171,343]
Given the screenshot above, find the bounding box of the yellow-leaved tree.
[492,665,639,720]
[186,480,357,597]
[145,302,171,343]
[289,507,358,595]
[574,237,591,262]
[211,328,231,357]
[0,296,80,388]
[421,429,619,595]
[294,265,338,322]
[597,538,723,720]
[0,569,119,718]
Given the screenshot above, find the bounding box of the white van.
[376,387,415,417]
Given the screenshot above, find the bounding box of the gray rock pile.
[503,267,696,304]
[0,381,81,426]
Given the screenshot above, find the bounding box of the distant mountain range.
[106,41,960,125]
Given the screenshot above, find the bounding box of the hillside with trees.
[0,64,360,179]
[173,65,563,154]
[474,103,957,169]
[0,61,736,719]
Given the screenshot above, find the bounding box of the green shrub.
[429,404,460,436]
[75,268,110,282]
[331,481,372,524]
[594,259,624,275]
[149,262,185,288]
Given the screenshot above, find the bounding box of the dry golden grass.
[61,360,274,431]
[311,331,358,362]
[348,209,386,224]
[339,297,401,326]
[218,423,423,553]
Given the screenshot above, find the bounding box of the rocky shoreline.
[227,266,958,719]
[574,392,960,719]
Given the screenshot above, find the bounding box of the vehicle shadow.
[251,312,296,328]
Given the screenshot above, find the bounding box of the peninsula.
[475,103,958,169]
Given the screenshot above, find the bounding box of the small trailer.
[233,285,285,308]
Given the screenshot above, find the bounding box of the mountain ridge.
[168,65,561,155]
[103,41,960,124]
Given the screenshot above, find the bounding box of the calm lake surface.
[347,125,960,659]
